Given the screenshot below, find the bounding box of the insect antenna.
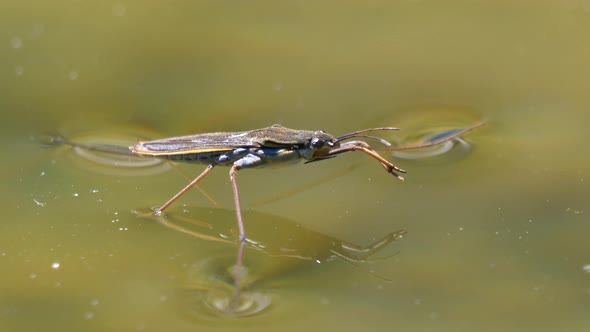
[335,127,399,146]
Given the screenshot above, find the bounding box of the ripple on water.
[174,254,273,321]
[42,125,171,176]
[384,107,485,161]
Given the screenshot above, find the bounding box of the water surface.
[2,1,589,331]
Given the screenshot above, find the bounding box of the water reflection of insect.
[129,124,408,243]
[134,206,406,264]
[134,206,407,318]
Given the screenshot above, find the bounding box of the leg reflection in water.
[229,239,247,313]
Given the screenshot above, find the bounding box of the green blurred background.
[1,1,589,331]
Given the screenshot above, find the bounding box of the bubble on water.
[84,312,94,319]
[69,70,79,80]
[566,207,584,215]
[10,36,23,49]
[112,2,127,16]
[51,262,61,270]
[31,23,45,38]
[582,264,590,273]
[33,199,46,207]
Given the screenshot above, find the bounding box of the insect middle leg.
[229,164,246,243]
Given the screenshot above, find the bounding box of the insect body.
[129,124,405,243]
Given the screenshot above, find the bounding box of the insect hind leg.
[228,164,249,243]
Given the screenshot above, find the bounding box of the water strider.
[129,123,484,243]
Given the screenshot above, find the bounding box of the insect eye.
[310,138,324,148]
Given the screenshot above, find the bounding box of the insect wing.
[132,131,259,156]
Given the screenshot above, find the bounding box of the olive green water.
[2,1,590,331]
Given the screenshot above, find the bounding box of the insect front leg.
[329,141,406,180]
